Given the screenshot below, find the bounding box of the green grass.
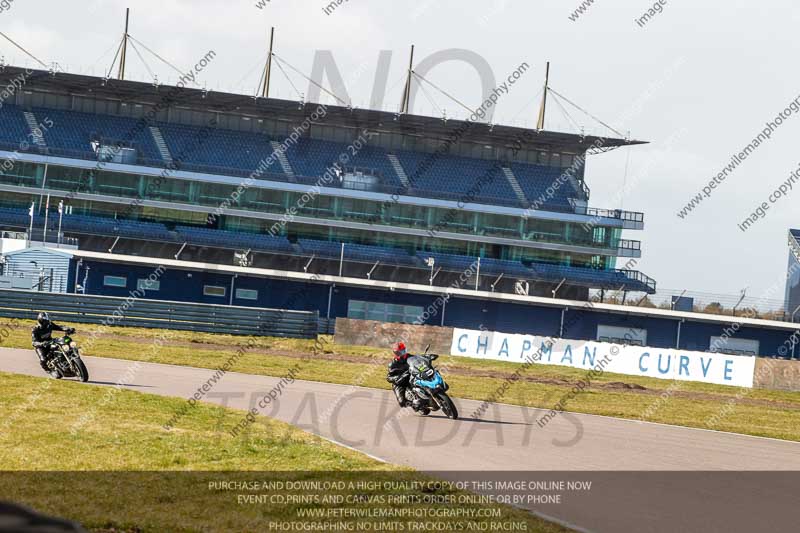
[0,372,564,533]
[3,321,800,441]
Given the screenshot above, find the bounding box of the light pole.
[426,257,435,286]
[43,195,50,245]
[27,201,34,247]
[229,274,237,306]
[57,200,64,247]
[552,278,566,299]
[732,287,748,317]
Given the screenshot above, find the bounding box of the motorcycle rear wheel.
[435,392,458,420]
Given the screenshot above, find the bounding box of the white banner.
[450,328,756,388]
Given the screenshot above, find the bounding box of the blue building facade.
[66,255,799,359]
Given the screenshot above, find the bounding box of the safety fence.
[0,289,319,338]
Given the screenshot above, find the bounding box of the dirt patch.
[604,382,647,391]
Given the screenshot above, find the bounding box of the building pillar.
[34,164,47,188]
[188,181,199,203]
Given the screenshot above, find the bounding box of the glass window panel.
[103,275,127,288]
[203,285,226,297]
[137,279,160,291]
[235,288,258,300]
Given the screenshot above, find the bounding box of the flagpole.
[43,195,50,245]
[57,201,63,247]
[27,201,34,247]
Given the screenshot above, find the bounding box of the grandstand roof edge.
[1,66,647,152]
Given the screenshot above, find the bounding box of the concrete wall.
[753,357,800,392]
[334,318,454,355]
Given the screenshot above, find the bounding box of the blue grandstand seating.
[344,243,420,266]
[510,163,578,210]
[0,104,585,211]
[0,105,32,147]
[297,239,342,258]
[395,150,519,204]
[297,239,419,266]
[31,107,163,162]
[0,206,38,227]
[415,251,529,278]
[526,262,650,291]
[175,226,295,253]
[284,138,403,187]
[158,124,284,176]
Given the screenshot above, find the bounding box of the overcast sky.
[2,0,799,303]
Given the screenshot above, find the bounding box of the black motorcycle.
[387,345,458,419]
[45,331,89,382]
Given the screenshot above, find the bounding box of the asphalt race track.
[1,348,799,532]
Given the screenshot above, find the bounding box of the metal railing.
[0,289,320,338]
[0,140,644,223]
[620,270,657,292]
[596,286,790,321]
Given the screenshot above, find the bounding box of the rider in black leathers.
[388,341,412,407]
[387,341,440,411]
[31,312,73,375]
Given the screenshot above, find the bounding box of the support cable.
[127,39,156,81]
[96,37,123,78]
[547,86,625,138]
[272,55,303,100]
[272,52,348,105]
[104,37,125,79]
[417,79,444,116]
[620,146,631,210]
[411,71,474,116]
[549,91,582,133]
[0,31,48,69]
[233,53,269,94]
[127,35,194,84]
[386,72,411,109]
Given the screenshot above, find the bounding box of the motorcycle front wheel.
[73,357,89,382]
[435,392,458,420]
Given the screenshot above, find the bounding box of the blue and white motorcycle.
[388,345,458,419]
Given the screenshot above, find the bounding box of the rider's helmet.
[392,341,408,360]
[37,312,50,327]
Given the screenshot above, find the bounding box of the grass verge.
[0,372,564,533]
[2,321,800,442]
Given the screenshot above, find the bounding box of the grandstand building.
[785,229,800,320]
[0,65,655,330]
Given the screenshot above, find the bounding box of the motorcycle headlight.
[69,341,77,349]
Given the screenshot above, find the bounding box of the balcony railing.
[620,270,657,292]
[0,141,645,224]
